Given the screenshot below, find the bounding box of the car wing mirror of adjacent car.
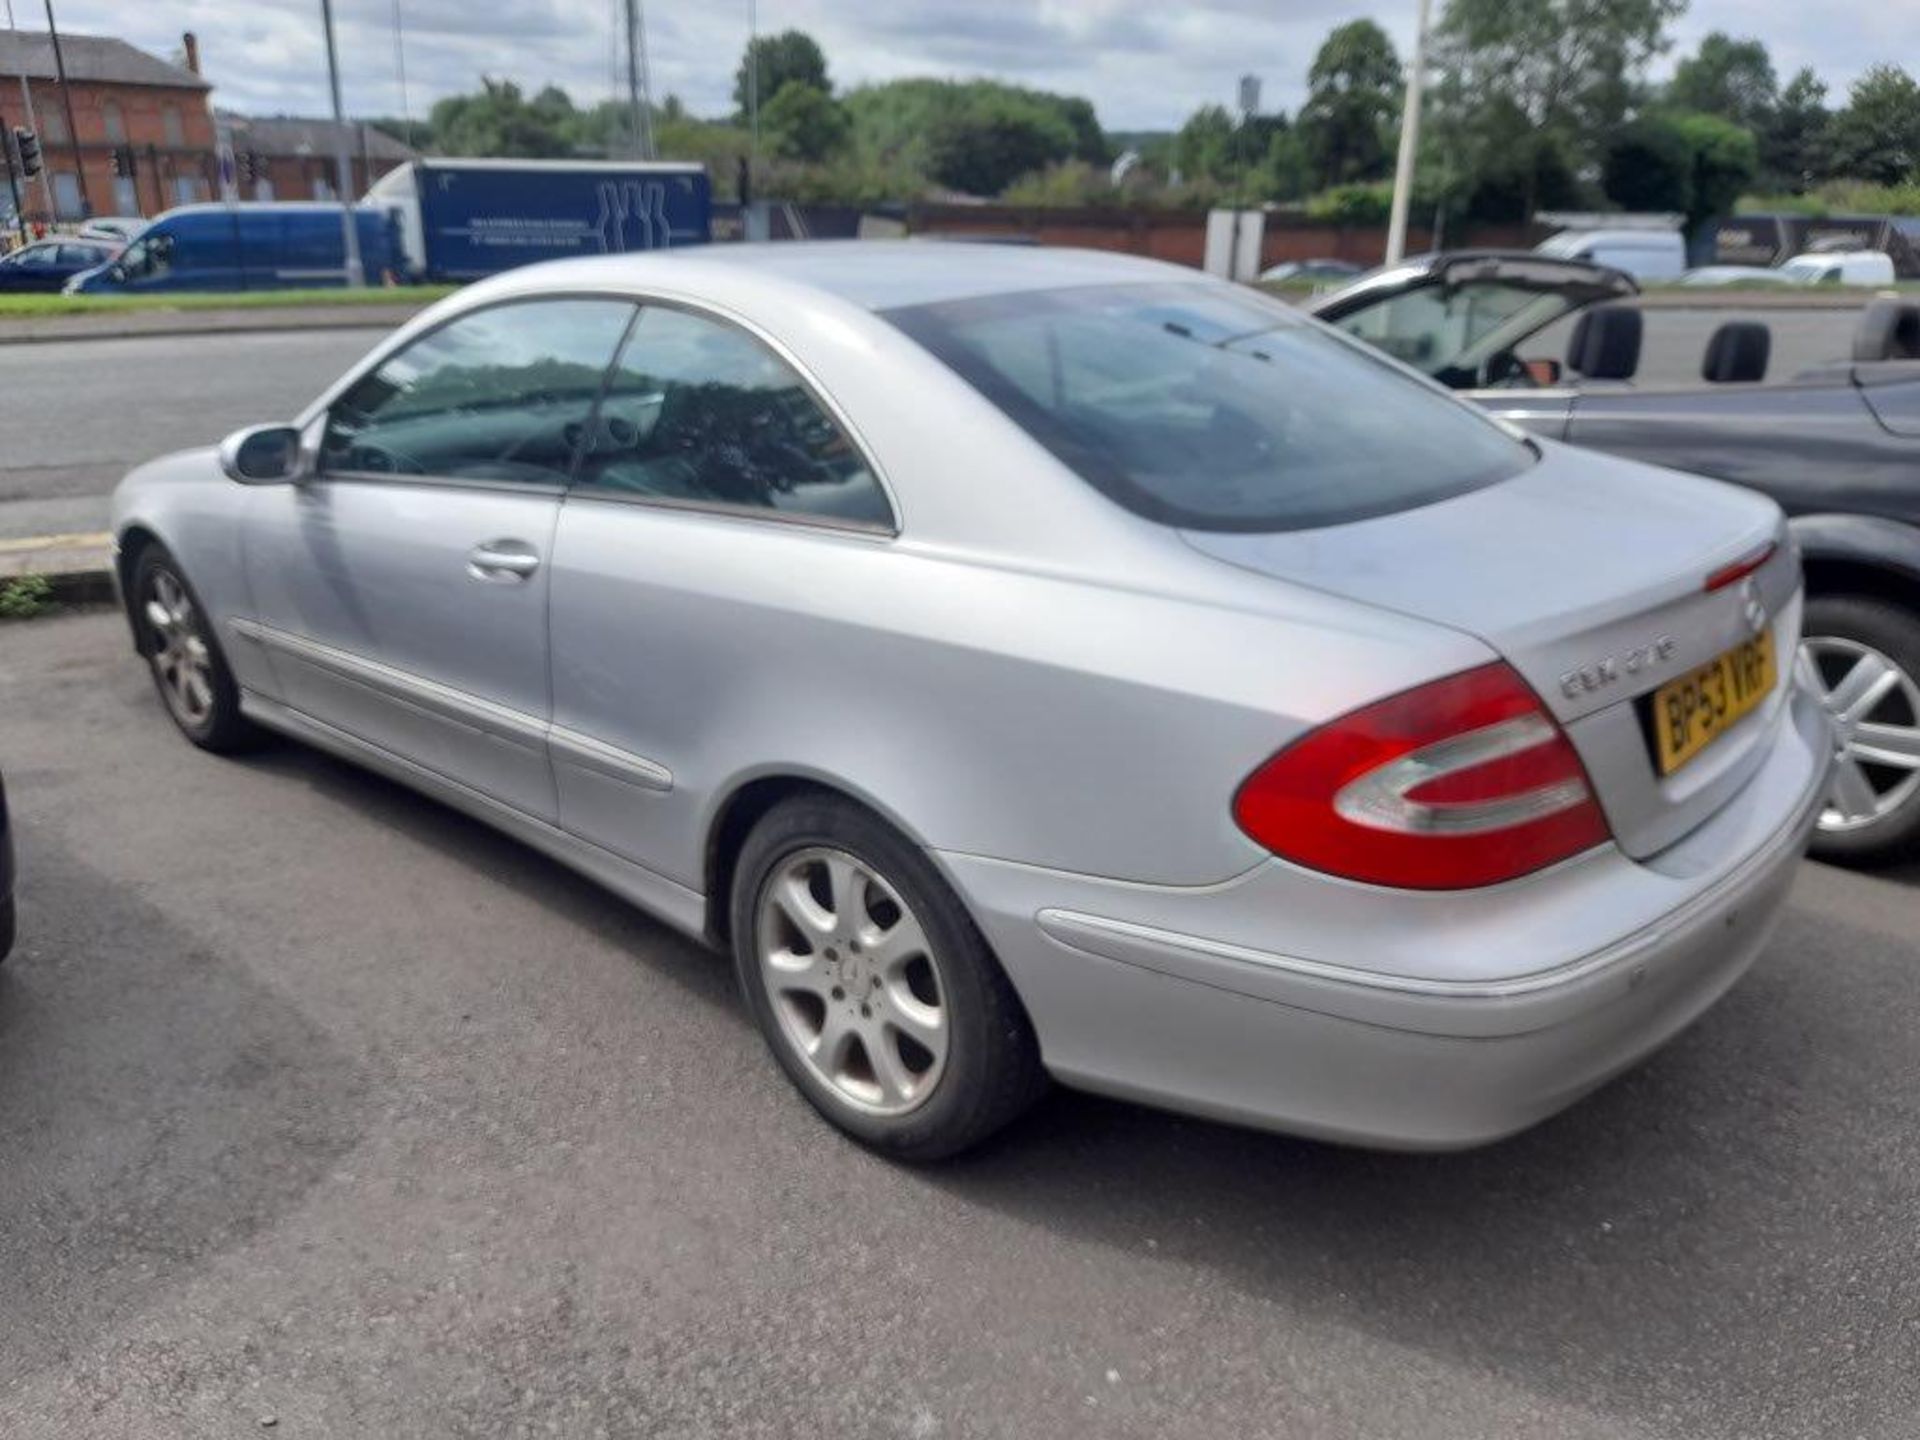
[218,423,307,484]
[1524,357,1563,386]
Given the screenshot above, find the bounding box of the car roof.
[492,240,1204,312]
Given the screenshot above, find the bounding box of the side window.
[323,299,634,485]
[572,304,892,529]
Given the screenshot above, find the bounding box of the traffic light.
[108,145,128,177]
[12,127,41,179]
[239,150,255,184]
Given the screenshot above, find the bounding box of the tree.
[1828,65,1920,185]
[1603,110,1756,231]
[926,90,1077,196]
[1604,113,1696,212]
[1668,33,1777,131]
[1172,104,1236,182]
[1674,111,1759,228]
[843,80,1101,197]
[1760,68,1830,192]
[429,78,575,158]
[763,79,851,163]
[1434,0,1685,143]
[734,30,830,117]
[1296,20,1402,187]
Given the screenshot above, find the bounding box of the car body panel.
[108,242,1831,1145]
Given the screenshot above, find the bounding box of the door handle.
[467,540,541,582]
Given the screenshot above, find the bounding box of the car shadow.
[228,739,740,1019]
[914,901,1918,1437]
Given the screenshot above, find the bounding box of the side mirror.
[219,424,305,484]
[1524,357,1563,386]
[107,262,127,283]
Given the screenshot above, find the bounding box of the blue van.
[67,202,401,293]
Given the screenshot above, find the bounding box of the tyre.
[730,794,1046,1160]
[131,543,260,754]
[1801,594,1920,865]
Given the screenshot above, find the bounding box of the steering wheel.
[1479,349,1538,389]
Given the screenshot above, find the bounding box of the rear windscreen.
[884,281,1534,532]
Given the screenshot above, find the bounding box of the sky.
[18,0,1913,133]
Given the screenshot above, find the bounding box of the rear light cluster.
[1233,663,1611,890]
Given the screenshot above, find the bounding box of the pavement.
[1,608,1919,1437]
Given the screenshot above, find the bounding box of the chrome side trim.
[229,617,545,751]
[238,689,709,940]
[550,724,673,792]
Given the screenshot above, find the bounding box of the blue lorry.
[364,158,711,282]
[68,160,711,293]
[66,203,402,293]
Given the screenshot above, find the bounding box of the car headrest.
[1854,299,1920,362]
[1702,321,1770,383]
[1566,305,1642,381]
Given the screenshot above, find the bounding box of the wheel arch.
[700,767,942,951]
[114,523,165,653]
[1792,514,1920,616]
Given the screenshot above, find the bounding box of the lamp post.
[1383,0,1432,267]
[318,0,364,286]
[41,0,93,217]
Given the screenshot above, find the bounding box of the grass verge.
[0,285,456,318]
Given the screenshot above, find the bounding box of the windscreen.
[884,282,1534,532]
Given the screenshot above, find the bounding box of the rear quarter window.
[885,282,1534,532]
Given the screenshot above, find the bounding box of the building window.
[40,106,67,144]
[312,174,336,201]
[103,101,126,143]
[252,177,275,202]
[173,175,204,205]
[113,176,138,214]
[51,171,83,220]
[163,105,184,147]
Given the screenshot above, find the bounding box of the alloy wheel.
[145,568,215,730]
[1802,635,1920,833]
[755,846,950,1117]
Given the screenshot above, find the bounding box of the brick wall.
[906,203,1531,272]
[4,76,216,221]
[244,152,404,205]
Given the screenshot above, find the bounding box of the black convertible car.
[1314,253,1920,864]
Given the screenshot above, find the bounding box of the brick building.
[0,28,216,222]
[220,114,417,203]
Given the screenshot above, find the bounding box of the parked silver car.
[111,243,1830,1158]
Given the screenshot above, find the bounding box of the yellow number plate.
[1651,632,1777,776]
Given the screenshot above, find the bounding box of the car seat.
[1702,321,1770,383]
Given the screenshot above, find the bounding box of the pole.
[389,0,412,151]
[1383,0,1431,267]
[622,0,650,160]
[746,0,758,188]
[3,0,53,219]
[0,99,27,244]
[42,0,92,218]
[319,0,364,286]
[633,0,654,160]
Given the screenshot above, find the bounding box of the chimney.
[182,32,201,75]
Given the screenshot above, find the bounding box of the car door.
[546,300,895,885]
[0,243,57,292]
[242,296,636,821]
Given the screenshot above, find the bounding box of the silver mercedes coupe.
[110,243,1830,1158]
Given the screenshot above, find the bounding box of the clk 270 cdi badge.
[112,243,1831,1158]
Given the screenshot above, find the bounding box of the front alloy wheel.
[145,567,216,732]
[131,544,258,754]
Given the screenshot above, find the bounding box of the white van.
[1533,227,1687,281]
[1777,250,1896,286]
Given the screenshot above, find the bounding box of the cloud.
[33,0,1892,133]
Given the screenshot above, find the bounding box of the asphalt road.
[0,329,383,541]
[1,609,1918,1437]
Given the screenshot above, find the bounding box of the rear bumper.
[942,683,1830,1149]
